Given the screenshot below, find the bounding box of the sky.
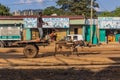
[0,0,120,12]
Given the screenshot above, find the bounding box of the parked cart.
[15,39,49,58]
[1,39,49,58]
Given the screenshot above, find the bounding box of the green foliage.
[98,7,120,17]
[0,3,11,16]
[112,7,120,17]
[98,11,113,17]
[43,6,63,16]
[56,0,99,17]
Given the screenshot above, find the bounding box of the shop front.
[23,16,85,41]
[98,17,120,43]
[42,17,70,41]
[23,17,38,40]
[69,16,85,39]
[0,16,23,40]
[84,19,98,44]
[23,16,70,41]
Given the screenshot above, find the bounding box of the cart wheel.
[23,45,38,58]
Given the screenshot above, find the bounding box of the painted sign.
[24,18,37,28]
[98,17,120,29]
[42,18,69,28]
[0,27,21,40]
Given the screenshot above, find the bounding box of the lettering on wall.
[98,17,120,29]
[24,18,37,28]
[42,18,69,28]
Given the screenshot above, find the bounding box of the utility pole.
[90,0,93,43]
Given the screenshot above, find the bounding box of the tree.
[43,6,63,16]
[112,7,120,17]
[98,7,120,17]
[98,11,113,17]
[56,0,99,17]
[0,3,11,16]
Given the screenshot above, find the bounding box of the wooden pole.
[90,0,93,43]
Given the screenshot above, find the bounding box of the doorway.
[74,28,78,34]
[106,29,117,42]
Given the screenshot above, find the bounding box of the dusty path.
[0,43,120,80]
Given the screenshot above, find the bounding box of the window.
[66,36,71,41]
[74,28,78,34]
[73,36,78,41]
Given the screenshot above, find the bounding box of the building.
[98,17,120,43]
[42,16,85,41]
[0,15,85,41]
[0,16,39,41]
[69,16,85,35]
[0,16,23,40]
[84,19,98,44]
[23,15,85,41]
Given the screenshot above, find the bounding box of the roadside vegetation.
[0,0,120,17]
[99,7,120,17]
[0,3,11,16]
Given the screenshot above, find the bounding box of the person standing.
[37,12,44,39]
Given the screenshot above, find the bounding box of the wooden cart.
[2,39,49,58]
[54,40,94,56]
[55,41,75,56]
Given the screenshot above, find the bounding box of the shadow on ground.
[0,50,104,59]
[0,66,120,80]
[38,51,100,58]
[0,49,120,80]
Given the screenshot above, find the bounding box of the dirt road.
[0,43,120,80]
[0,43,120,68]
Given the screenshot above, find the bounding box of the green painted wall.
[85,26,91,42]
[99,29,106,42]
[0,36,21,40]
[92,25,98,44]
[115,34,120,42]
[85,25,98,44]
[66,29,70,35]
[70,19,85,25]
[26,29,31,40]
